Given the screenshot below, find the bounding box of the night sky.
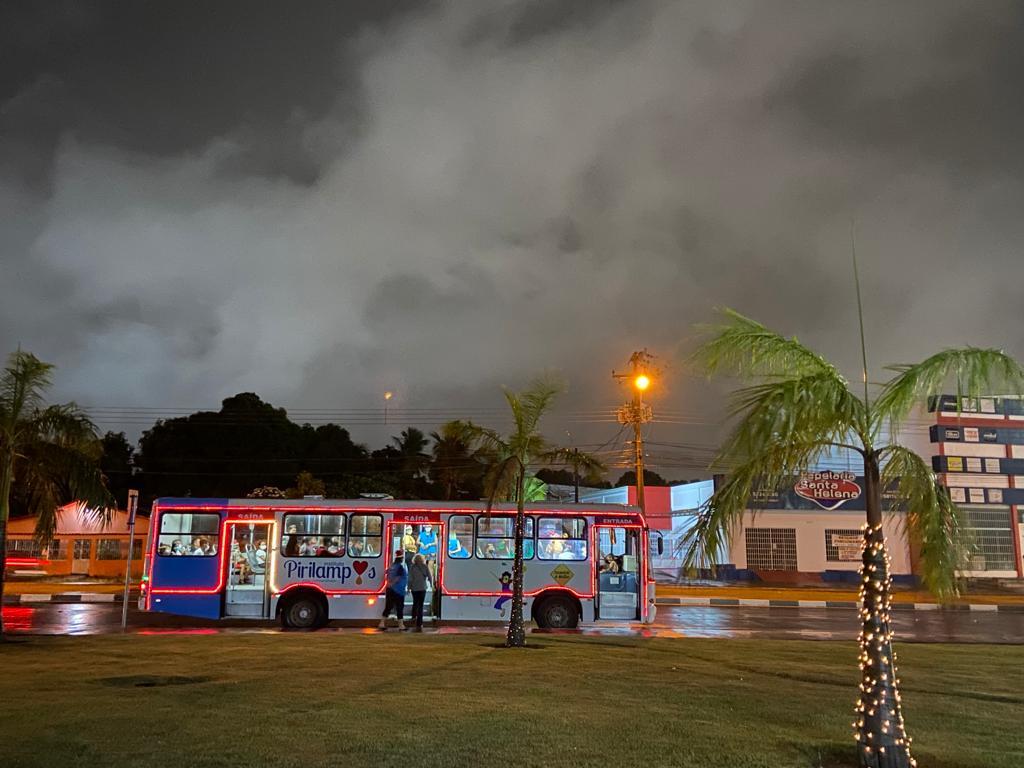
[3,1,1023,463]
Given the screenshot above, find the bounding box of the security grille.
[962,507,1014,572]
[745,527,798,571]
[824,529,863,562]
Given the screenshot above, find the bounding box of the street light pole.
[613,350,654,518]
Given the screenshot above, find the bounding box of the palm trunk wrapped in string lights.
[854,523,914,768]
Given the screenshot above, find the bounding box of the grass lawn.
[0,633,1021,768]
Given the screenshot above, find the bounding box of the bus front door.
[594,526,640,620]
[224,522,273,618]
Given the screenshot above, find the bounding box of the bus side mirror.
[656,536,664,556]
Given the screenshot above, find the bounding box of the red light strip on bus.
[5,557,49,567]
[149,517,276,595]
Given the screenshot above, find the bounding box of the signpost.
[121,490,139,631]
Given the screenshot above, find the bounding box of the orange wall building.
[6,503,149,579]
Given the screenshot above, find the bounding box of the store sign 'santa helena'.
[793,471,862,510]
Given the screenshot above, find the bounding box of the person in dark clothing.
[378,551,408,630]
[407,553,432,631]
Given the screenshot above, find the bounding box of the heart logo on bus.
[353,560,369,585]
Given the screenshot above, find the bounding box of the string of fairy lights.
[854,522,915,768]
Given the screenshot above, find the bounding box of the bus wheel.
[537,596,578,629]
[282,595,324,630]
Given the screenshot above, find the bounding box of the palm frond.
[717,373,865,467]
[875,348,1024,430]
[680,443,830,570]
[0,351,54,438]
[880,446,969,601]
[693,308,842,381]
[504,375,564,443]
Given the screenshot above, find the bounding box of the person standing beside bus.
[378,551,408,631]
[407,554,432,632]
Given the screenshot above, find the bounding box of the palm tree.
[391,427,430,497]
[459,377,565,647]
[430,421,481,500]
[682,309,1024,768]
[0,351,112,637]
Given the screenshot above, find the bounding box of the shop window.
[962,507,1014,572]
[744,528,797,571]
[824,529,862,562]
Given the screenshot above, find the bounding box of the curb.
[654,596,1024,612]
[3,593,130,605]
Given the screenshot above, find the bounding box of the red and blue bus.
[140,498,657,629]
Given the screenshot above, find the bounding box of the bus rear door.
[224,521,274,618]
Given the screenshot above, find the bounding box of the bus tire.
[281,592,326,630]
[535,594,579,629]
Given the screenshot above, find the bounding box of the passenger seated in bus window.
[349,538,365,557]
[158,544,171,556]
[169,539,185,555]
[299,538,317,556]
[284,525,299,557]
[600,554,619,573]
[478,542,497,559]
[448,533,468,559]
[363,539,381,557]
[325,537,342,556]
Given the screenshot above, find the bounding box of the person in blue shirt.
[378,550,408,630]
[448,532,468,559]
[417,524,438,576]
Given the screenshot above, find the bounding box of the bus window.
[348,514,383,558]
[447,515,473,559]
[476,516,534,559]
[538,517,587,560]
[282,513,345,557]
[158,513,219,556]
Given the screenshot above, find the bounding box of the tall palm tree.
[0,351,111,637]
[682,309,1024,768]
[460,377,565,647]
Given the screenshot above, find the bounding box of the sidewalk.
[656,583,1024,611]
[3,581,134,604]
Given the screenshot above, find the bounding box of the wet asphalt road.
[4,602,1023,642]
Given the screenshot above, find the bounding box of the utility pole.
[121,489,139,631]
[613,350,654,517]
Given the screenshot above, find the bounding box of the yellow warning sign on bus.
[550,564,574,585]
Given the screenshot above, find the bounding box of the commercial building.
[5,502,148,579]
[582,393,1024,584]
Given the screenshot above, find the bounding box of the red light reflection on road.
[2,606,37,632]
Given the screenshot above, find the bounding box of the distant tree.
[430,421,485,500]
[285,471,326,499]
[136,394,367,499]
[534,468,574,486]
[247,486,287,499]
[0,351,111,637]
[682,308,1024,768]
[614,469,667,487]
[100,431,135,508]
[390,427,430,498]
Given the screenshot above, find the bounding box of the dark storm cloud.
[2,0,1023,455]
[768,2,1024,180]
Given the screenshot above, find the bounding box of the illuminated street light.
[383,391,393,423]
[634,374,651,392]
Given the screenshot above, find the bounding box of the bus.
[140,498,658,629]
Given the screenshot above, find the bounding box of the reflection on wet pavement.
[5,603,1023,642]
